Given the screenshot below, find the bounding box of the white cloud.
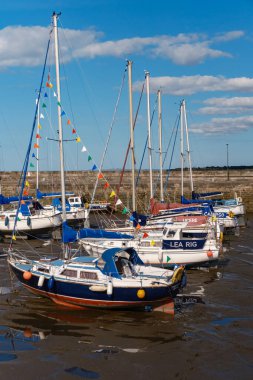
[191,115,253,134]
[197,97,253,115]
[133,76,253,95]
[0,25,245,69]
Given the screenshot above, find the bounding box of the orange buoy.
[207,250,213,258]
[137,289,145,299]
[23,328,32,338]
[23,271,32,280]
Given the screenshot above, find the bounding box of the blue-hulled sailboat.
[7,12,186,312]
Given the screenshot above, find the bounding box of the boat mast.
[157,89,164,202]
[36,97,40,194]
[183,99,194,194]
[145,71,153,199]
[180,100,184,201]
[52,12,66,222]
[127,60,136,212]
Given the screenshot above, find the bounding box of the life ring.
[171,266,184,284]
[4,216,9,226]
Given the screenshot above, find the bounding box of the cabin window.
[37,267,49,273]
[80,271,98,280]
[62,269,77,278]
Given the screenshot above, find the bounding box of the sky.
[0,0,253,173]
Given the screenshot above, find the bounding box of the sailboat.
[7,12,186,312]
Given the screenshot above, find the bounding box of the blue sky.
[0,0,253,173]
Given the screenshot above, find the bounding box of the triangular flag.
[122,207,128,215]
[143,232,149,238]
[30,163,35,168]
[46,82,50,87]
[98,173,103,179]
[110,190,116,198]
[34,143,39,148]
[76,137,81,143]
[115,199,122,206]
[49,83,53,88]
[25,181,30,187]
[67,119,71,125]
[61,111,66,116]
[129,215,135,221]
[166,256,171,262]
[38,123,42,129]
[23,190,29,196]
[17,217,21,221]
[72,128,76,134]
[57,101,61,107]
[136,223,141,230]
[150,240,156,246]
[81,146,87,152]
[88,155,92,161]
[104,182,109,189]
[44,92,48,98]
[32,153,36,158]
[36,133,41,139]
[92,164,98,171]
[21,200,25,205]
[42,103,47,108]
[53,92,57,97]
[12,235,16,241]
[40,113,44,119]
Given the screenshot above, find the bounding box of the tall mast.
[53,12,66,221]
[36,97,40,194]
[157,89,164,202]
[145,71,153,199]
[127,60,136,212]
[180,100,184,200]
[183,100,194,193]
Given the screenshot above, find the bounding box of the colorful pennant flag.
[72,128,76,134]
[32,153,36,158]
[53,92,57,97]
[166,256,171,262]
[67,119,71,125]
[109,190,116,198]
[40,113,44,119]
[88,155,92,161]
[12,235,16,241]
[115,199,122,206]
[25,181,30,187]
[104,182,109,189]
[42,103,47,108]
[61,111,66,116]
[34,143,39,149]
[81,146,87,152]
[57,101,61,107]
[38,123,42,129]
[98,173,103,179]
[122,207,128,215]
[76,137,81,143]
[44,92,48,98]
[92,164,98,171]
[136,223,141,230]
[150,240,156,246]
[143,232,149,238]
[36,134,41,139]
[30,163,35,168]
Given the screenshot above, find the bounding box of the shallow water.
[0,216,253,379]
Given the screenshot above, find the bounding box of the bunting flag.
[115,199,122,206]
[122,207,128,215]
[92,164,98,171]
[109,190,116,198]
[17,217,21,221]
[44,92,48,98]
[67,119,71,125]
[34,143,39,149]
[61,111,66,116]
[23,189,29,196]
[136,223,141,230]
[98,173,103,179]
[81,146,87,152]
[30,163,35,168]
[53,92,57,97]
[38,123,42,129]
[129,215,135,222]
[166,256,171,262]
[40,113,44,119]
[36,134,41,139]
[103,182,109,189]
[88,155,92,161]
[42,103,47,108]
[12,235,16,241]
[72,128,76,134]
[57,101,61,107]
[143,232,149,238]
[150,240,156,246]
[76,137,81,143]
[32,153,36,158]
[21,200,25,205]
[25,181,30,187]
[46,82,50,87]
